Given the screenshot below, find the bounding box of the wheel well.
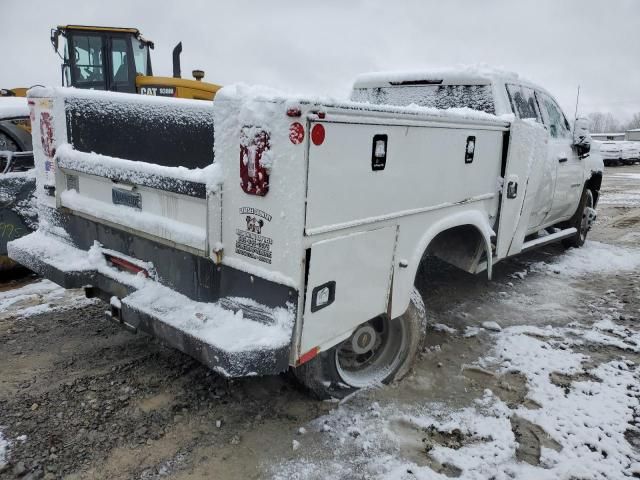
[420,224,488,275]
[585,172,603,206]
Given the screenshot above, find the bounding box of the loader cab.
[52,26,154,94]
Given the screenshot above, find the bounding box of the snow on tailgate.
[55,144,223,191]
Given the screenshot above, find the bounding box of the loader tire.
[562,188,595,249]
[293,288,427,400]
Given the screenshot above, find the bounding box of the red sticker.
[289,122,304,144]
[311,124,325,146]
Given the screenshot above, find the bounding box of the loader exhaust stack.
[172,42,182,78]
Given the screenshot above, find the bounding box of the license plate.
[112,188,142,210]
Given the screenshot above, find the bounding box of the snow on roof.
[627,128,640,132]
[591,132,625,136]
[353,64,522,88]
[0,97,29,119]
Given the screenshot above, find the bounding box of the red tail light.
[240,127,270,196]
[104,254,149,277]
[311,124,325,146]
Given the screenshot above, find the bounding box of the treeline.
[587,112,640,134]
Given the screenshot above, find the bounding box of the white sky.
[2,0,639,120]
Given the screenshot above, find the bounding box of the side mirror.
[573,117,591,156]
[50,29,60,53]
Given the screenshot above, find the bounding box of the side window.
[537,92,571,139]
[72,35,104,86]
[111,38,130,83]
[506,84,542,123]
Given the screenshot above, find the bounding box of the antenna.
[574,85,581,120]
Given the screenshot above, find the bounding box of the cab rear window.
[351,85,496,114]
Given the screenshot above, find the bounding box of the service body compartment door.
[495,120,548,259]
[300,226,397,354]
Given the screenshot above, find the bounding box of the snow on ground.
[269,240,640,479]
[0,279,96,321]
[529,240,640,277]
[0,431,8,470]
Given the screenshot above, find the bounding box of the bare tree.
[587,112,623,133]
[626,113,640,130]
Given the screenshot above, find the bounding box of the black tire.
[562,188,595,248]
[293,289,427,399]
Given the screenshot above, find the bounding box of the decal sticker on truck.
[235,207,273,263]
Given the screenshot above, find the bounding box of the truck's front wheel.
[563,188,595,248]
[294,289,426,399]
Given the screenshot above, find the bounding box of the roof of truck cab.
[353,65,523,89]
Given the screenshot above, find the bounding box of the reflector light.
[311,124,325,146]
[297,346,320,366]
[240,127,270,196]
[286,107,302,117]
[289,122,304,144]
[105,254,149,277]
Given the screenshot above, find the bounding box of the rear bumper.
[8,231,294,377]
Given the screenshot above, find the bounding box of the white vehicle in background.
[10,67,602,398]
[598,141,624,166]
[621,141,640,165]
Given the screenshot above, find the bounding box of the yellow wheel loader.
[1,25,221,100]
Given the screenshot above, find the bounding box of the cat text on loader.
[50,25,221,100]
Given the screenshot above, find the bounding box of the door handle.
[507,181,518,199]
[558,157,568,163]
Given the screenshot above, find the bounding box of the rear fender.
[393,209,494,318]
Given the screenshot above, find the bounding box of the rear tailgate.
[29,88,216,255]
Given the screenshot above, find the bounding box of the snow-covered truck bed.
[10,72,602,397]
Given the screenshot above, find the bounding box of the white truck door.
[299,226,397,354]
[495,120,549,259]
[536,91,584,221]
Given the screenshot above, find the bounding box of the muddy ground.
[1,166,639,479]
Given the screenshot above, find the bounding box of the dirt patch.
[549,371,602,394]
[462,366,535,409]
[510,415,562,465]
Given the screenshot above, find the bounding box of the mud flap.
[0,172,37,257]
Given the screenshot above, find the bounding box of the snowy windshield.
[351,84,496,114]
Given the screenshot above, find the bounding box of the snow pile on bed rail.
[28,86,207,109]
[55,143,222,191]
[216,83,511,125]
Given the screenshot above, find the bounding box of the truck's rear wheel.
[563,188,595,248]
[294,289,426,399]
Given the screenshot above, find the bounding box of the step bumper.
[8,231,295,377]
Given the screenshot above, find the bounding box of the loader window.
[111,38,130,83]
[131,37,150,76]
[72,35,105,88]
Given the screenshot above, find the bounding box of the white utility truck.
[10,67,603,398]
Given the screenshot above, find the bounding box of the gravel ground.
[1,165,639,479]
